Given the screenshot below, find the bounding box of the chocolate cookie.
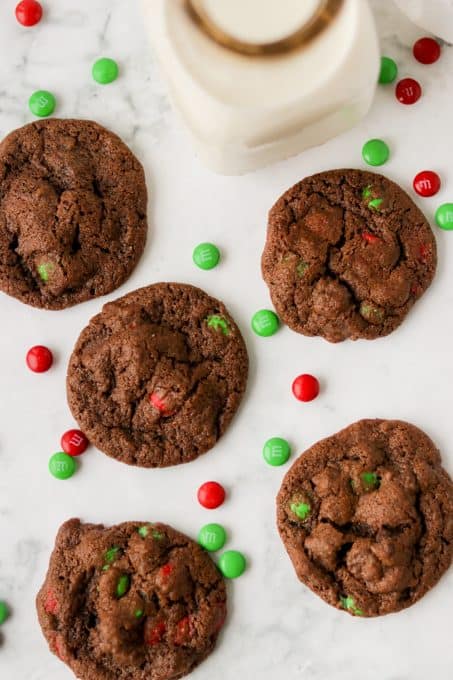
[277,419,453,617]
[262,169,436,342]
[0,119,147,309]
[37,519,226,680]
[67,283,248,467]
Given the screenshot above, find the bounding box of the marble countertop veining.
[0,1,452,678]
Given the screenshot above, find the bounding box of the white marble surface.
[0,1,452,678]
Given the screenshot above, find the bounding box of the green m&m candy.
[116,574,130,598]
[435,203,453,230]
[340,595,364,616]
[37,262,54,283]
[251,309,279,337]
[102,546,121,570]
[206,314,230,336]
[368,198,383,211]
[361,471,380,491]
[193,242,220,270]
[359,301,385,324]
[290,501,311,520]
[0,600,10,625]
[263,437,290,466]
[104,546,120,563]
[362,139,389,167]
[296,260,308,277]
[138,524,164,540]
[29,90,56,117]
[378,56,398,84]
[218,550,246,579]
[92,57,119,85]
[49,452,77,480]
[198,523,226,552]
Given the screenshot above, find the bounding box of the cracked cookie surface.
[0,119,147,309]
[261,169,436,342]
[37,519,226,680]
[67,283,248,467]
[277,419,453,617]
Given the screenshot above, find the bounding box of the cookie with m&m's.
[0,119,147,309]
[261,169,436,342]
[277,419,453,617]
[37,519,227,680]
[67,283,248,467]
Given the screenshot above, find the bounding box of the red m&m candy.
[197,481,225,509]
[26,345,53,372]
[44,590,58,615]
[292,374,319,402]
[413,170,441,197]
[149,392,174,416]
[145,620,166,646]
[15,0,43,26]
[413,37,441,65]
[61,429,89,456]
[160,563,173,578]
[395,78,422,105]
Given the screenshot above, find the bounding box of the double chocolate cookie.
[0,119,147,309]
[67,283,248,467]
[37,519,226,680]
[277,419,453,617]
[262,169,436,342]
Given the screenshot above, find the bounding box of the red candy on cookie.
[26,345,53,372]
[145,620,166,646]
[413,170,441,197]
[15,0,43,26]
[149,392,175,417]
[61,429,89,456]
[160,563,173,578]
[197,481,225,509]
[292,374,320,402]
[362,232,380,244]
[44,590,58,615]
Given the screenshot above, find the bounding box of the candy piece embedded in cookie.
[261,169,436,342]
[67,283,248,467]
[0,119,147,309]
[277,419,453,617]
[37,519,227,680]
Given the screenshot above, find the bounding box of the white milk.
[394,0,453,42]
[143,0,379,175]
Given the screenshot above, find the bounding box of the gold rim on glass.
[185,0,345,56]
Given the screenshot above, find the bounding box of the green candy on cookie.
[288,491,312,521]
[102,546,121,570]
[206,315,230,336]
[290,502,311,520]
[116,574,130,598]
[296,261,308,277]
[362,185,383,210]
[37,262,54,282]
[138,524,164,540]
[340,595,364,616]
[359,302,385,324]
[361,471,380,491]
[368,197,383,210]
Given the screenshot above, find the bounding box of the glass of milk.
[143,0,379,174]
